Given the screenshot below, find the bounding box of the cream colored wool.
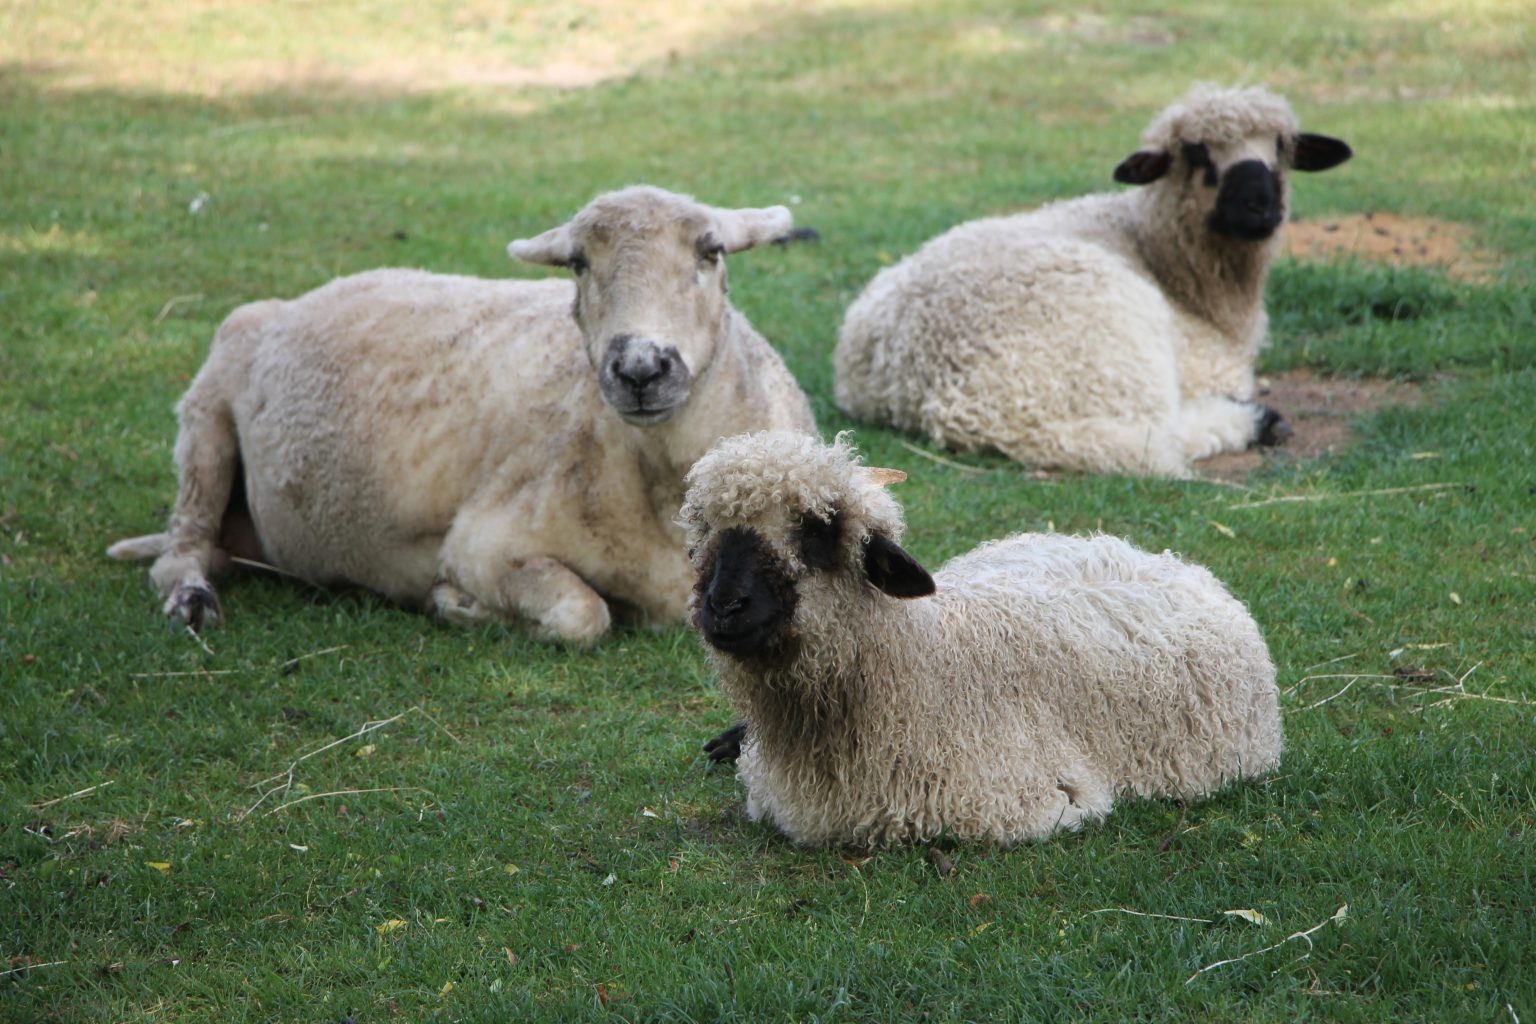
[684,432,1282,847]
[110,187,815,642]
[835,84,1317,476]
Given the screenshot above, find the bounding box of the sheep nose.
[607,335,673,391]
[707,591,748,619]
[612,352,669,389]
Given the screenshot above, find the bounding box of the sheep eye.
[568,252,589,275]
[794,510,842,571]
[1181,142,1217,187]
[697,240,724,266]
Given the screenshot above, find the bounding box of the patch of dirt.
[1284,213,1498,282]
[1196,369,1422,482]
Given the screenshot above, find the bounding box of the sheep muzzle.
[694,527,796,658]
[598,334,692,424]
[1208,160,1284,241]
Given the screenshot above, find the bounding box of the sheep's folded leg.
[1177,395,1282,462]
[440,556,611,644]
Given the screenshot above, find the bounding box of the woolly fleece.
[110,187,816,641]
[685,432,1283,847]
[835,84,1325,476]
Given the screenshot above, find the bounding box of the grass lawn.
[2,1,1533,1020]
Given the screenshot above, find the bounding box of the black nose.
[707,590,748,620]
[1211,160,1283,240]
[612,352,670,389]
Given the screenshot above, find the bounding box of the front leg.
[702,722,747,764]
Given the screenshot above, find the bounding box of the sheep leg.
[440,555,611,644]
[993,417,1191,477]
[702,722,747,764]
[1177,395,1282,462]
[428,581,496,627]
[142,394,242,632]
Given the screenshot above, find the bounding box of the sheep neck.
[1129,189,1277,344]
[625,310,750,525]
[725,590,935,773]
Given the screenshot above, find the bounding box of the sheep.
[108,186,816,642]
[682,431,1282,848]
[834,83,1352,477]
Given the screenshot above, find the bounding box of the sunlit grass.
[2,0,1533,1021]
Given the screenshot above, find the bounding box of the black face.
[695,526,798,659]
[1208,159,1285,241]
[693,512,937,660]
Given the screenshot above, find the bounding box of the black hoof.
[703,722,747,764]
[771,227,821,247]
[1252,405,1293,448]
[168,583,222,633]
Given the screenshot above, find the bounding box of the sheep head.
[1112,84,1351,242]
[509,186,792,426]
[681,432,934,662]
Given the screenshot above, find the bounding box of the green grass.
[3,1,1534,1020]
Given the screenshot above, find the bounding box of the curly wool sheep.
[683,432,1282,847]
[835,84,1352,476]
[109,187,815,642]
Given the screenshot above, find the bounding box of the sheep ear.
[1292,133,1353,173]
[863,467,907,487]
[507,223,575,266]
[712,205,794,254]
[863,533,936,599]
[1113,149,1171,185]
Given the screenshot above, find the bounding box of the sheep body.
[835,84,1350,476]
[110,188,815,640]
[685,432,1281,847]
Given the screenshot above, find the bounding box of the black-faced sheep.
[683,432,1282,847]
[109,187,816,642]
[835,83,1352,477]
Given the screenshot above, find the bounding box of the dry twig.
[1226,482,1460,511]
[1186,905,1348,984]
[0,959,69,979]
[261,786,423,818]
[30,781,113,811]
[1090,907,1214,924]
[897,440,988,476]
[237,705,452,820]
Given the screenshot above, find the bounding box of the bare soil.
[1196,369,1422,482]
[1284,212,1497,282]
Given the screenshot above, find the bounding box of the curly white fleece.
[685,431,1283,847]
[835,83,1317,477]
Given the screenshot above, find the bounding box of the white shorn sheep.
[109,187,815,642]
[835,83,1352,476]
[684,432,1282,847]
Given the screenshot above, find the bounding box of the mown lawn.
[2,1,1532,1021]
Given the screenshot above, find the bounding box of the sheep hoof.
[703,722,747,764]
[1252,405,1292,448]
[165,582,222,632]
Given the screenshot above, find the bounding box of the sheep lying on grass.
[109,187,816,642]
[684,432,1282,847]
[835,83,1352,476]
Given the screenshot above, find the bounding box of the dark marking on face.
[598,334,692,423]
[793,510,842,571]
[695,233,725,266]
[1181,142,1218,187]
[1207,159,1284,241]
[695,527,798,660]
